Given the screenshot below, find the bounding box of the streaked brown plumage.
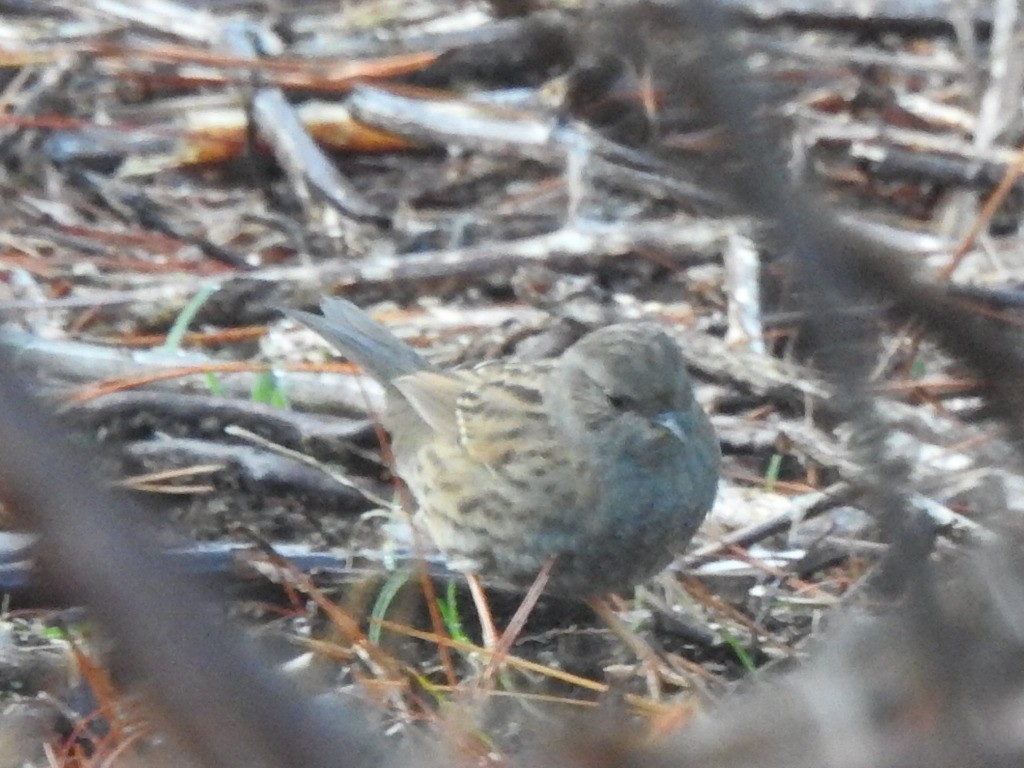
[287,299,720,597]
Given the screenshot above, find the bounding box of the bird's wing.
[449,364,561,470]
[397,362,584,503]
[391,371,467,437]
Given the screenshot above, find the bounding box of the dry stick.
[900,148,1024,376]
[96,727,150,768]
[479,555,556,685]
[403,499,459,687]
[242,538,388,667]
[328,360,461,688]
[61,706,148,768]
[680,574,794,656]
[240,530,453,723]
[367,409,459,689]
[113,463,224,493]
[371,617,677,717]
[69,340,457,685]
[684,482,858,568]
[0,354,386,768]
[590,596,720,693]
[590,597,659,699]
[940,147,1024,280]
[263,553,485,743]
[220,22,387,225]
[67,361,265,403]
[723,544,837,603]
[65,637,128,746]
[0,217,731,322]
[720,0,995,26]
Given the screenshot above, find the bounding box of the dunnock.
[287,299,720,598]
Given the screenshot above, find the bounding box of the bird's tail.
[283,298,431,383]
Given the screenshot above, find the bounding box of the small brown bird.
[287,299,720,598]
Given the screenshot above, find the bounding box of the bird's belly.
[408,453,708,597]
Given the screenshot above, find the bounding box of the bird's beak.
[655,410,688,444]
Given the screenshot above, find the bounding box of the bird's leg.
[477,556,557,686]
[466,573,499,650]
[588,595,667,700]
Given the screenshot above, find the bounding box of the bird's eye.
[606,393,630,410]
